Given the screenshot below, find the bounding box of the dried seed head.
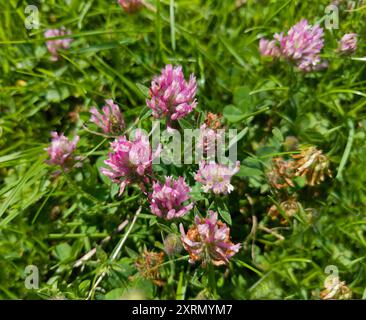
[268,198,300,224]
[135,250,165,286]
[204,112,223,130]
[320,276,352,300]
[292,146,332,186]
[69,106,81,123]
[197,112,225,159]
[267,157,296,190]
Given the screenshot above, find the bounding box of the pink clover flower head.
[338,33,357,54]
[197,124,224,159]
[274,19,325,71]
[194,161,240,194]
[259,38,281,58]
[147,65,197,123]
[90,99,125,135]
[101,130,161,194]
[44,27,73,61]
[45,131,79,169]
[150,176,193,220]
[259,19,326,72]
[275,20,324,61]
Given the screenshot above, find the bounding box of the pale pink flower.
[274,19,325,71]
[147,65,197,124]
[259,38,281,58]
[118,0,143,13]
[297,59,328,72]
[44,27,73,61]
[101,130,160,194]
[275,20,324,60]
[149,176,193,220]
[260,19,326,72]
[195,161,240,194]
[338,33,357,54]
[180,211,241,267]
[45,132,79,169]
[197,124,224,159]
[90,99,125,135]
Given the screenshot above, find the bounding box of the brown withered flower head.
[268,198,300,224]
[204,112,223,130]
[68,105,81,123]
[135,250,165,286]
[180,211,241,268]
[267,157,296,190]
[292,146,332,186]
[118,0,143,13]
[320,276,352,300]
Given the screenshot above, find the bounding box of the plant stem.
[207,263,217,298]
[336,119,355,181]
[86,206,142,300]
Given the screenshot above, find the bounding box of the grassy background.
[0,0,366,299]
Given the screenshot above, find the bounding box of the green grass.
[0,0,366,300]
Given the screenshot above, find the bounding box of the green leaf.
[96,156,112,186]
[96,246,108,262]
[190,183,205,201]
[78,280,91,295]
[218,207,232,225]
[234,86,251,113]
[272,127,284,142]
[54,243,72,261]
[362,286,366,299]
[136,83,150,98]
[110,183,120,198]
[178,118,193,129]
[237,166,263,178]
[294,176,307,188]
[125,247,139,259]
[105,288,124,300]
[45,86,70,102]
[138,106,152,122]
[45,89,61,102]
[224,105,269,123]
[223,105,245,123]
[176,271,187,300]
